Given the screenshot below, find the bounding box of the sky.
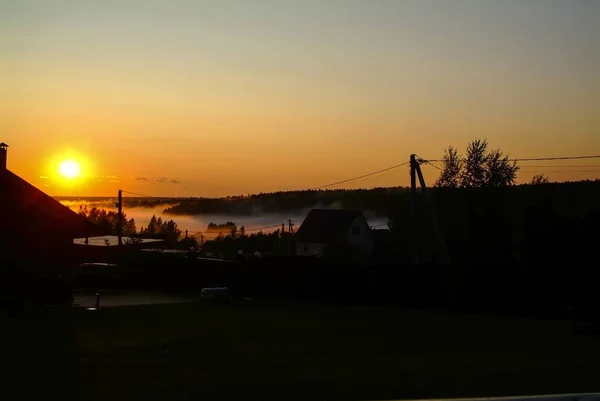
[1,0,599,197]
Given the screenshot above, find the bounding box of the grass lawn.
[4,301,600,401]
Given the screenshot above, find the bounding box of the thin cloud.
[156,177,168,183]
[134,177,149,181]
[39,176,48,179]
[171,179,180,184]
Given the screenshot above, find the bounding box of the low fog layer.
[60,199,389,236]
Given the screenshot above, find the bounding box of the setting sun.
[58,160,81,179]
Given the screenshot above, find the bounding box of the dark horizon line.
[53,177,600,202]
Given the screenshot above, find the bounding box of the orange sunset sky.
[1,0,598,197]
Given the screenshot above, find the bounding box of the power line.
[310,161,410,190]
[121,161,410,199]
[245,224,282,232]
[121,190,155,198]
[123,154,600,202]
[422,155,600,163]
[515,155,600,162]
[188,224,283,237]
[413,155,443,172]
[424,161,443,171]
[519,164,600,168]
[520,170,600,173]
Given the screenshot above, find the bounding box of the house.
[295,209,374,257]
[0,143,106,271]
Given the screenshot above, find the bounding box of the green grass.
[4,302,600,401]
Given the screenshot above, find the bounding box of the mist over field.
[58,198,389,235]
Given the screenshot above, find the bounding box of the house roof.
[0,169,107,238]
[295,209,363,243]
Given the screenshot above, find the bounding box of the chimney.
[0,142,7,171]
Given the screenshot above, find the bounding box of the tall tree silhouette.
[461,139,489,188]
[435,146,463,188]
[436,139,519,188]
[78,206,137,235]
[485,149,519,187]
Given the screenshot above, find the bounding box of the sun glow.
[47,150,94,189]
[58,159,81,179]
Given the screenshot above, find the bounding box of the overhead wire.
[519,170,600,173]
[120,161,410,199]
[309,161,410,191]
[421,155,600,163]
[118,163,413,237]
[513,155,600,162]
[121,190,155,198]
[122,155,600,199]
[424,161,443,171]
[518,164,600,168]
[245,224,283,232]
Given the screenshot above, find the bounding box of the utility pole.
[414,159,451,266]
[116,189,123,247]
[409,154,418,265]
[287,219,294,256]
[281,223,285,254]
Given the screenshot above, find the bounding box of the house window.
[303,243,309,253]
[352,226,361,235]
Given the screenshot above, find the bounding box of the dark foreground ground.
[3,301,600,401]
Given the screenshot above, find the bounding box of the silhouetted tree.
[461,139,489,188]
[531,174,550,185]
[78,206,137,236]
[229,225,238,240]
[146,215,159,235]
[435,146,463,188]
[485,149,519,187]
[436,139,518,188]
[139,215,182,244]
[124,218,137,236]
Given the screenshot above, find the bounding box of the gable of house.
[295,209,363,244]
[0,169,106,241]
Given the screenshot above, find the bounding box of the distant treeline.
[163,187,410,216]
[163,180,600,225]
[57,197,182,209]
